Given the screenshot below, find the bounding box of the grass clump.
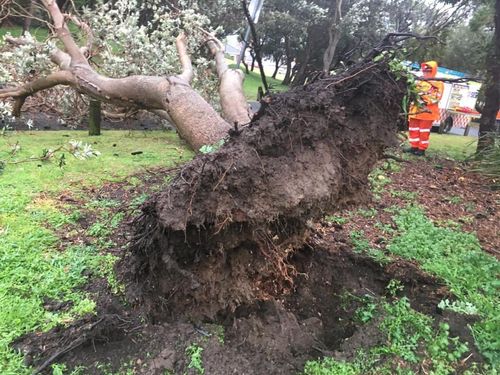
[471,137,500,189]
[303,296,469,375]
[388,205,499,365]
[186,343,205,375]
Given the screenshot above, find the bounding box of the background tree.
[475,0,499,153]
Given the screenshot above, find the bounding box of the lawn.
[425,133,478,160]
[0,130,193,374]
[229,63,289,100]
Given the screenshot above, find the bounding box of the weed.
[186,343,204,374]
[87,198,120,209]
[88,221,111,237]
[458,215,474,224]
[199,139,225,154]
[464,202,476,212]
[349,231,391,265]
[388,205,500,364]
[386,279,404,297]
[374,222,396,235]
[380,160,402,173]
[130,193,149,208]
[350,231,371,252]
[369,167,392,198]
[212,325,225,345]
[389,190,417,201]
[376,297,433,362]
[324,215,348,225]
[438,299,479,315]
[446,195,462,204]
[357,208,377,218]
[303,358,361,375]
[433,219,462,230]
[354,296,377,324]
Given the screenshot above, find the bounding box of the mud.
[14,237,484,374]
[128,61,407,321]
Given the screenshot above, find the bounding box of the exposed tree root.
[127,59,407,321]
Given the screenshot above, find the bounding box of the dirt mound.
[128,61,406,320]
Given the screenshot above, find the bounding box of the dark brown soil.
[15,236,484,375]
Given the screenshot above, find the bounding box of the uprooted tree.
[1,1,412,320]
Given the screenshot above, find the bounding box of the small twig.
[32,317,105,374]
[325,63,378,89]
[241,0,269,93]
[382,153,409,163]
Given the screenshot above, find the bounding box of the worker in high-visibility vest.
[405,61,444,156]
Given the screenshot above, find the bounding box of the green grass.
[0,130,192,374]
[388,206,500,366]
[0,25,50,41]
[415,133,477,160]
[229,64,289,100]
[304,297,469,375]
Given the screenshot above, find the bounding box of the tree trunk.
[250,51,256,71]
[292,53,311,87]
[88,99,101,136]
[283,63,297,86]
[22,1,34,36]
[272,57,280,79]
[476,0,500,154]
[322,0,343,75]
[282,36,293,85]
[242,59,250,74]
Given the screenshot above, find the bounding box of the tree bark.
[242,0,269,93]
[282,36,293,85]
[88,100,101,136]
[272,57,280,79]
[476,0,500,154]
[322,0,343,75]
[22,0,34,36]
[207,38,252,125]
[292,45,312,87]
[250,51,256,71]
[241,59,250,74]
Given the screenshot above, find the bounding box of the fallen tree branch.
[0,71,76,116]
[204,31,252,125]
[175,33,194,84]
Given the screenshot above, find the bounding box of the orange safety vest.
[409,61,444,121]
